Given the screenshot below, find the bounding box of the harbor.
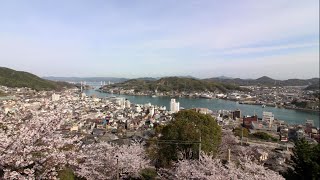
[84,89,320,128]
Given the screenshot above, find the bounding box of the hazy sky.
[0,0,319,79]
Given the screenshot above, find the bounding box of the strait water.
[84,89,320,127]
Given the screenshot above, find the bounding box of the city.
[0,82,319,179]
[0,0,319,179]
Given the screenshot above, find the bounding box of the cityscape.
[0,0,319,180]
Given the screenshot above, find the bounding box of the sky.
[0,0,319,79]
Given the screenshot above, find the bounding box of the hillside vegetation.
[104,77,246,93]
[0,90,6,97]
[305,83,320,91]
[206,76,319,87]
[0,67,74,91]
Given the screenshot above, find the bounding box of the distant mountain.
[135,77,158,81]
[44,75,319,88]
[215,76,234,80]
[43,76,129,83]
[0,67,74,91]
[255,76,276,84]
[102,77,246,93]
[44,76,198,82]
[205,76,319,87]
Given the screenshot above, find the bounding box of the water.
[84,89,320,127]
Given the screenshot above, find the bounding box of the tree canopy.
[151,110,221,167]
[104,77,246,93]
[284,139,320,180]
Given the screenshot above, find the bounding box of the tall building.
[113,98,125,109]
[149,106,155,117]
[232,109,241,120]
[262,111,274,127]
[125,99,131,108]
[170,99,180,113]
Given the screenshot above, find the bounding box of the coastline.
[97,89,320,114]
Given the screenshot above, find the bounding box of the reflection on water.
[84,89,320,127]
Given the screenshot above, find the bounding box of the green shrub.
[140,168,157,180]
[233,127,249,138]
[58,167,75,180]
[252,132,277,142]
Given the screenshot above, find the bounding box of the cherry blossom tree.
[0,94,283,180]
[0,108,149,180]
[0,109,82,179]
[159,153,285,180]
[217,130,268,163]
[75,142,150,180]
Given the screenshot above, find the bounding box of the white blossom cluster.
[0,90,284,180]
[0,93,149,180]
[158,131,285,180]
[160,153,285,180]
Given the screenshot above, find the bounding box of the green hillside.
[305,83,320,91]
[104,77,246,93]
[0,67,73,91]
[206,76,320,87]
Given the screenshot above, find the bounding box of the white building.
[159,106,166,111]
[216,94,227,98]
[125,99,131,108]
[51,93,60,101]
[149,106,155,117]
[170,99,180,113]
[135,105,142,112]
[81,93,86,99]
[262,111,274,127]
[229,93,241,100]
[114,98,125,109]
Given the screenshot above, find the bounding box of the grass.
[58,167,75,180]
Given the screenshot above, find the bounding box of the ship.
[200,94,213,99]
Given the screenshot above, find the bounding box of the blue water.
[84,89,320,127]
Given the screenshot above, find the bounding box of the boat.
[151,95,157,98]
[200,94,213,99]
[262,104,266,108]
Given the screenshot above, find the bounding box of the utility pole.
[199,130,201,160]
[116,155,119,180]
[241,126,243,146]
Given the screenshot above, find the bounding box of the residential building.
[243,115,258,129]
[263,111,275,128]
[170,99,180,113]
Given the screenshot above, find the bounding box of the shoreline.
[97,89,320,114]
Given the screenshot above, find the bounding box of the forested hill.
[0,67,74,91]
[102,77,247,93]
[205,76,319,87]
